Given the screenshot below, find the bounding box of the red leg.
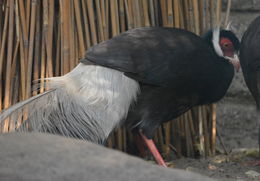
[139,131,167,167]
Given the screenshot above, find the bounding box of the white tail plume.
[0,63,140,143]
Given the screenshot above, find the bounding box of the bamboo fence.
[0,0,230,158]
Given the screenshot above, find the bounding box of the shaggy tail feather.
[0,63,140,144]
[0,84,106,143]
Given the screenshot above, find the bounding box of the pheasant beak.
[225,53,240,72]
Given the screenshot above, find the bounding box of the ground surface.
[171,99,260,181]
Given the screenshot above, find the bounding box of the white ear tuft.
[212,27,224,57]
[225,21,232,30]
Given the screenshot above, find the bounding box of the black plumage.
[82,27,238,138]
[240,17,260,108]
[240,16,260,162]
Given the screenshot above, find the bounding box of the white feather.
[212,27,224,57]
[0,63,140,143]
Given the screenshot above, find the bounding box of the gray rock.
[0,133,216,181]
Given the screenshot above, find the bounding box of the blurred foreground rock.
[0,132,215,181]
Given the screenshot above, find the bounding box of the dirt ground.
[171,79,260,180]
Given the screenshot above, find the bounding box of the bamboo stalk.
[55,23,61,76]
[81,0,91,48]
[87,0,98,44]
[96,0,105,40]
[224,0,232,27]
[61,0,70,74]
[164,122,171,158]
[26,0,30,31]
[46,0,54,77]
[26,0,37,100]
[202,106,211,156]
[173,0,180,28]
[18,24,27,101]
[149,0,155,26]
[142,0,150,27]
[125,0,133,29]
[210,0,214,28]
[0,2,9,112]
[0,1,3,45]
[198,0,203,34]
[110,0,120,36]
[18,0,29,54]
[100,0,109,40]
[69,0,75,69]
[33,0,41,96]
[192,0,200,35]
[160,0,167,26]
[216,0,222,25]
[3,0,15,132]
[198,107,204,156]
[74,0,85,58]
[40,30,46,93]
[132,0,142,27]
[211,104,217,155]
[167,0,173,27]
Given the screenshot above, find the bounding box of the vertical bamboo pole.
[125,0,133,29]
[211,104,217,155]
[167,0,173,27]
[33,0,41,96]
[198,107,204,156]
[96,0,105,40]
[81,0,91,48]
[0,0,3,45]
[110,0,120,36]
[100,0,109,40]
[160,0,167,26]
[198,0,203,34]
[55,24,61,76]
[45,0,54,77]
[210,0,214,28]
[3,0,15,132]
[69,0,76,69]
[74,0,85,58]
[224,0,232,27]
[26,0,37,99]
[192,0,200,35]
[61,0,70,74]
[0,3,9,112]
[26,0,31,31]
[173,0,180,28]
[216,0,222,25]
[142,0,150,27]
[149,0,155,26]
[87,0,98,44]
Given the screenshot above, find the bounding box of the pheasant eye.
[220,37,234,50]
[223,43,229,47]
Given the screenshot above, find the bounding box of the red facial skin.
[220,37,240,71]
[220,37,235,57]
